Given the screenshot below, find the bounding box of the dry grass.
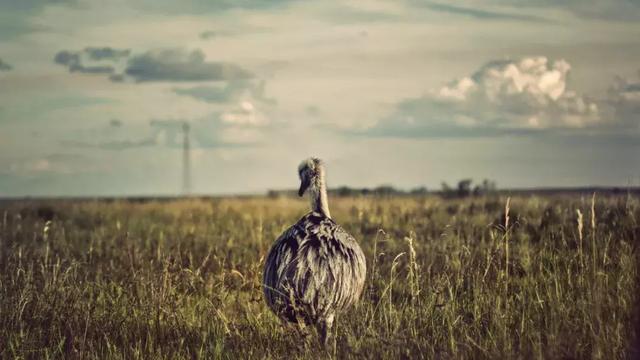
[0,194,638,359]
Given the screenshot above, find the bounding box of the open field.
[0,194,638,359]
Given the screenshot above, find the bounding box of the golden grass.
[0,194,638,358]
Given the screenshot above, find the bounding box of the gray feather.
[263,212,366,325]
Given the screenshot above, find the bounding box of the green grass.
[0,194,638,359]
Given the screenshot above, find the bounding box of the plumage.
[263,158,366,346]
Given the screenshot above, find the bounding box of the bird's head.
[297,157,323,197]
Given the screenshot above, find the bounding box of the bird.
[263,157,367,347]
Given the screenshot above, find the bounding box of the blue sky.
[0,0,639,196]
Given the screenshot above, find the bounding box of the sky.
[0,0,639,197]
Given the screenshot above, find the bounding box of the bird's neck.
[310,174,331,218]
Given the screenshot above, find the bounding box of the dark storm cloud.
[0,58,12,71]
[123,49,253,82]
[172,80,276,104]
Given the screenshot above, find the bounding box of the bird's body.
[263,158,366,346]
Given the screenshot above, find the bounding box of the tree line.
[267,179,497,198]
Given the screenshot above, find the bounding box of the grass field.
[0,194,638,359]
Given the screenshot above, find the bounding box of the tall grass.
[0,194,638,358]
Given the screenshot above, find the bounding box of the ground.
[0,194,638,359]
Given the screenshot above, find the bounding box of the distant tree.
[441,182,455,198]
[335,186,353,197]
[457,179,473,197]
[410,186,428,195]
[482,179,497,193]
[473,179,498,196]
[440,178,497,198]
[373,185,397,196]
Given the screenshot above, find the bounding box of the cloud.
[318,4,405,24]
[1,153,96,177]
[199,30,228,40]
[54,47,129,75]
[305,105,322,117]
[62,99,273,151]
[123,49,253,82]
[219,101,270,126]
[149,102,272,148]
[0,58,12,71]
[199,29,248,39]
[0,0,75,12]
[128,0,295,15]
[608,71,640,129]
[0,0,75,40]
[418,2,550,22]
[1,0,292,41]
[84,47,131,61]
[363,56,602,137]
[173,82,246,104]
[526,0,640,21]
[419,0,640,21]
[172,79,276,105]
[54,47,253,83]
[64,138,157,150]
[198,24,272,40]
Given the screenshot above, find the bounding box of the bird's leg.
[317,313,335,351]
[318,322,329,348]
[285,321,312,351]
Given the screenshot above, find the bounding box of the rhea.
[263,158,366,347]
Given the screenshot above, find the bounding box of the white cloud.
[365,56,604,137]
[221,101,269,126]
[435,56,599,128]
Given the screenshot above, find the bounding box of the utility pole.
[182,122,191,196]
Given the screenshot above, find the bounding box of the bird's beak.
[298,178,310,197]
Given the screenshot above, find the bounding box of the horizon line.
[1,185,639,201]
